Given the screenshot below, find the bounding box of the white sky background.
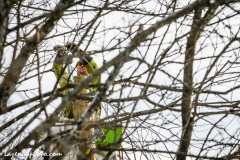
[1,0,240,159]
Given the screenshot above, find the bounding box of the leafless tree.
[1,0,240,159]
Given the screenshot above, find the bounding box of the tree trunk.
[177,7,218,160]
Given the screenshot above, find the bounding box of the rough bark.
[177,6,218,160]
[0,0,76,111]
[0,0,17,66]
